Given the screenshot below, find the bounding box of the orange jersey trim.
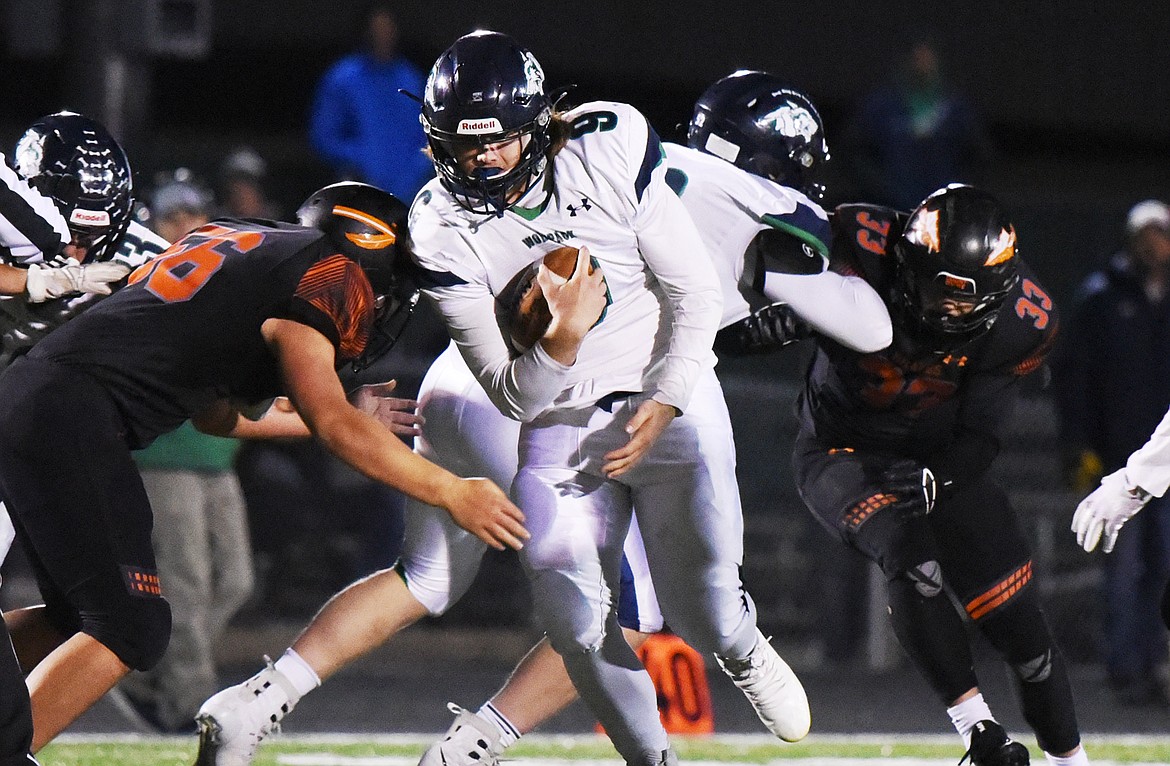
[965,561,1033,620]
[295,254,375,361]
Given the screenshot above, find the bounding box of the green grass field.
[33,733,1170,766]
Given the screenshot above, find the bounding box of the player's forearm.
[763,271,892,352]
[314,408,461,507]
[637,193,721,411]
[486,341,573,421]
[0,264,29,296]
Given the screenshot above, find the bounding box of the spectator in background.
[147,169,214,243]
[111,172,256,733]
[1053,199,1170,707]
[217,147,284,220]
[841,35,993,210]
[308,0,433,201]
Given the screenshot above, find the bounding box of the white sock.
[1045,745,1089,766]
[946,693,996,748]
[478,702,521,748]
[274,648,321,700]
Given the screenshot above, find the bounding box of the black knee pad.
[900,559,944,597]
[974,586,1053,669]
[82,596,172,671]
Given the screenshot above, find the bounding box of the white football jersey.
[664,143,890,352]
[410,101,721,421]
[663,142,829,326]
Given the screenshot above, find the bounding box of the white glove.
[1071,468,1151,553]
[25,260,131,303]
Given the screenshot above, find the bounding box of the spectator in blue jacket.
[308,1,433,201]
[1054,199,1170,707]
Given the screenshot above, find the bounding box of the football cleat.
[418,703,504,766]
[716,628,811,742]
[194,657,298,766]
[960,720,1030,766]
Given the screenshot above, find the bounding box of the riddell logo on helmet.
[458,118,504,134]
[70,209,110,227]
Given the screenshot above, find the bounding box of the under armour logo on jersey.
[567,197,593,217]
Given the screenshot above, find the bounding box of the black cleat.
[960,720,1030,766]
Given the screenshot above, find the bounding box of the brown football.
[497,246,587,353]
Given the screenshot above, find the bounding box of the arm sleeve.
[628,123,721,412]
[0,157,70,263]
[422,280,573,422]
[635,180,721,410]
[1122,407,1170,498]
[761,270,892,352]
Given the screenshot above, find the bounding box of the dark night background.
[1,0,1168,675]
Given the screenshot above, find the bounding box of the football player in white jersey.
[191,59,892,766]
[412,71,894,766]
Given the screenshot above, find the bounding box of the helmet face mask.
[688,70,830,200]
[12,111,133,262]
[296,181,419,371]
[421,30,553,215]
[892,184,1020,344]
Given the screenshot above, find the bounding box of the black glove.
[714,302,810,356]
[879,459,938,516]
[29,172,81,210]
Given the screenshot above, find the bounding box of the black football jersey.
[797,203,1058,477]
[29,219,378,448]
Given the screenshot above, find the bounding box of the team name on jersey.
[521,229,576,248]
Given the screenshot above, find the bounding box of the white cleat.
[716,628,811,742]
[418,703,504,766]
[194,657,299,766]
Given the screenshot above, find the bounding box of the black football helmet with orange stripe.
[297,181,418,371]
[892,184,1019,343]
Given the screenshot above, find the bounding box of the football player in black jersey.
[0,181,528,758]
[793,184,1087,766]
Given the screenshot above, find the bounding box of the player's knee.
[396,559,474,616]
[899,560,945,597]
[84,597,172,671]
[1011,648,1054,683]
[544,620,605,656]
[976,592,1057,679]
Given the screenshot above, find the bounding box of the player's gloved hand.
[879,459,938,516]
[1071,468,1151,553]
[714,302,810,356]
[28,172,81,209]
[25,259,131,303]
